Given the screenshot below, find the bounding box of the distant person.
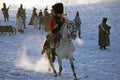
[50,9,55,17]
[18,4,24,14]
[29,7,39,28]
[16,4,26,34]
[39,10,43,17]
[44,6,49,16]
[98,17,111,50]
[33,8,39,28]
[18,4,26,29]
[38,10,43,29]
[74,11,81,38]
[1,3,10,21]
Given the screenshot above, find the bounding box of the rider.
[50,3,66,46]
[44,6,49,16]
[42,3,66,62]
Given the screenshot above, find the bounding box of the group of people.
[74,10,111,50]
[28,6,55,32]
[1,3,26,34]
[1,3,111,50]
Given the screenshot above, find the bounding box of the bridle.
[61,22,76,42]
[55,21,77,48]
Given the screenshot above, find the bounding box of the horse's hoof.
[74,77,78,80]
[57,72,61,76]
[74,78,77,80]
[54,74,57,77]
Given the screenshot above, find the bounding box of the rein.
[60,23,73,42]
[55,21,76,48]
[55,33,71,49]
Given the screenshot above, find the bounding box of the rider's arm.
[50,18,55,31]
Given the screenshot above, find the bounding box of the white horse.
[43,20,77,80]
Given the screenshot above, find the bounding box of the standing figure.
[16,4,26,34]
[98,17,111,50]
[43,7,51,33]
[18,4,26,29]
[39,10,43,17]
[33,8,39,28]
[74,11,81,38]
[16,9,24,34]
[29,7,39,28]
[1,3,10,21]
[39,10,44,29]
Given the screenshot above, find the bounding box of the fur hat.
[52,3,63,14]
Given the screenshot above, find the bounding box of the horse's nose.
[72,34,77,39]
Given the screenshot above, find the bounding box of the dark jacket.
[98,23,111,46]
[75,15,81,27]
[1,7,9,18]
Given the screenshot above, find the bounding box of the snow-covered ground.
[0,2,120,80]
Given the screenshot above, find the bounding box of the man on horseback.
[42,3,66,62]
[44,6,49,16]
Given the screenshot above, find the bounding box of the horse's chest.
[57,41,74,53]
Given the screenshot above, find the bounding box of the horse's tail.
[43,50,49,62]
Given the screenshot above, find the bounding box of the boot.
[103,46,106,49]
[51,48,56,62]
[99,46,103,50]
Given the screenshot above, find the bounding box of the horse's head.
[66,22,77,40]
[61,20,77,41]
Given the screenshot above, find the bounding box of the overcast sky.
[0,0,119,9]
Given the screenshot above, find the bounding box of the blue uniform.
[75,15,81,37]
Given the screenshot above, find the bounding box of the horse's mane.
[60,19,75,35]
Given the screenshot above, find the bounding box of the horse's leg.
[69,57,77,80]
[47,50,57,77]
[39,24,41,30]
[23,22,26,29]
[58,57,62,76]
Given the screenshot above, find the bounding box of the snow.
[0,2,120,80]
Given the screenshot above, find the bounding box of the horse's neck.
[60,23,65,34]
[61,23,71,41]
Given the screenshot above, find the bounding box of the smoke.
[75,38,84,45]
[15,46,58,73]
